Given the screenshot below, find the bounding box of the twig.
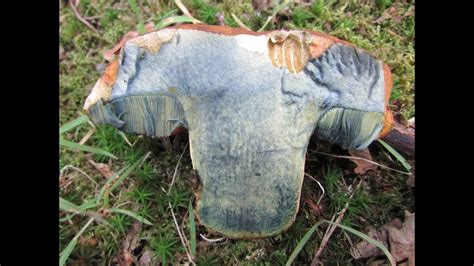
[86,119,96,129]
[79,128,96,145]
[131,135,143,148]
[168,143,189,193]
[308,149,412,175]
[257,1,291,32]
[321,214,336,241]
[199,234,225,243]
[69,0,99,34]
[310,179,364,266]
[83,15,101,20]
[113,201,134,209]
[60,165,97,189]
[138,151,153,169]
[257,16,272,32]
[160,186,167,194]
[118,131,133,147]
[168,202,195,264]
[174,0,202,24]
[231,13,251,31]
[180,210,191,251]
[343,231,354,247]
[304,173,325,205]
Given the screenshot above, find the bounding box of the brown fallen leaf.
[137,249,153,266]
[348,148,378,175]
[86,155,114,179]
[351,211,414,264]
[103,22,155,61]
[386,211,414,262]
[350,227,389,259]
[117,221,143,266]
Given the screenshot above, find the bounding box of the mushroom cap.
[84,25,393,238]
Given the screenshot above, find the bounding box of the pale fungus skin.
[84,26,391,238]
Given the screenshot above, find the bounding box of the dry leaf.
[351,227,388,259]
[86,155,114,179]
[351,211,414,263]
[117,221,143,266]
[92,163,113,179]
[138,249,153,266]
[386,211,414,262]
[348,148,378,174]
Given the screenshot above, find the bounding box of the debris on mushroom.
[267,30,312,73]
[83,25,394,238]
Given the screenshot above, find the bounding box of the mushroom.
[83,25,393,238]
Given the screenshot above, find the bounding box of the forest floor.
[59,0,414,265]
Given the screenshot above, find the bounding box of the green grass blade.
[60,198,98,222]
[231,13,251,31]
[377,139,412,171]
[323,220,396,266]
[60,218,94,266]
[108,208,153,225]
[61,198,97,213]
[272,1,292,17]
[97,166,129,205]
[137,22,146,34]
[159,9,179,20]
[155,16,197,30]
[60,197,80,212]
[60,115,89,135]
[128,0,144,34]
[188,200,196,257]
[118,131,133,147]
[286,221,323,266]
[109,152,150,193]
[128,0,139,15]
[258,1,292,32]
[60,237,78,266]
[103,188,110,209]
[60,216,74,223]
[60,138,118,159]
[79,199,98,211]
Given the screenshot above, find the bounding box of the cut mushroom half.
[83,25,393,238]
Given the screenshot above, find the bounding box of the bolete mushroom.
[83,25,393,238]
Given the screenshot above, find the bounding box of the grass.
[59,0,414,264]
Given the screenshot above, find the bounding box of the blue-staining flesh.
[86,29,386,237]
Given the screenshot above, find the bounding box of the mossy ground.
[60,0,414,264]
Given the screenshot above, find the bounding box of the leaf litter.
[351,210,414,264]
[348,148,378,175]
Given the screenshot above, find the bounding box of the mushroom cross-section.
[83,25,393,238]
